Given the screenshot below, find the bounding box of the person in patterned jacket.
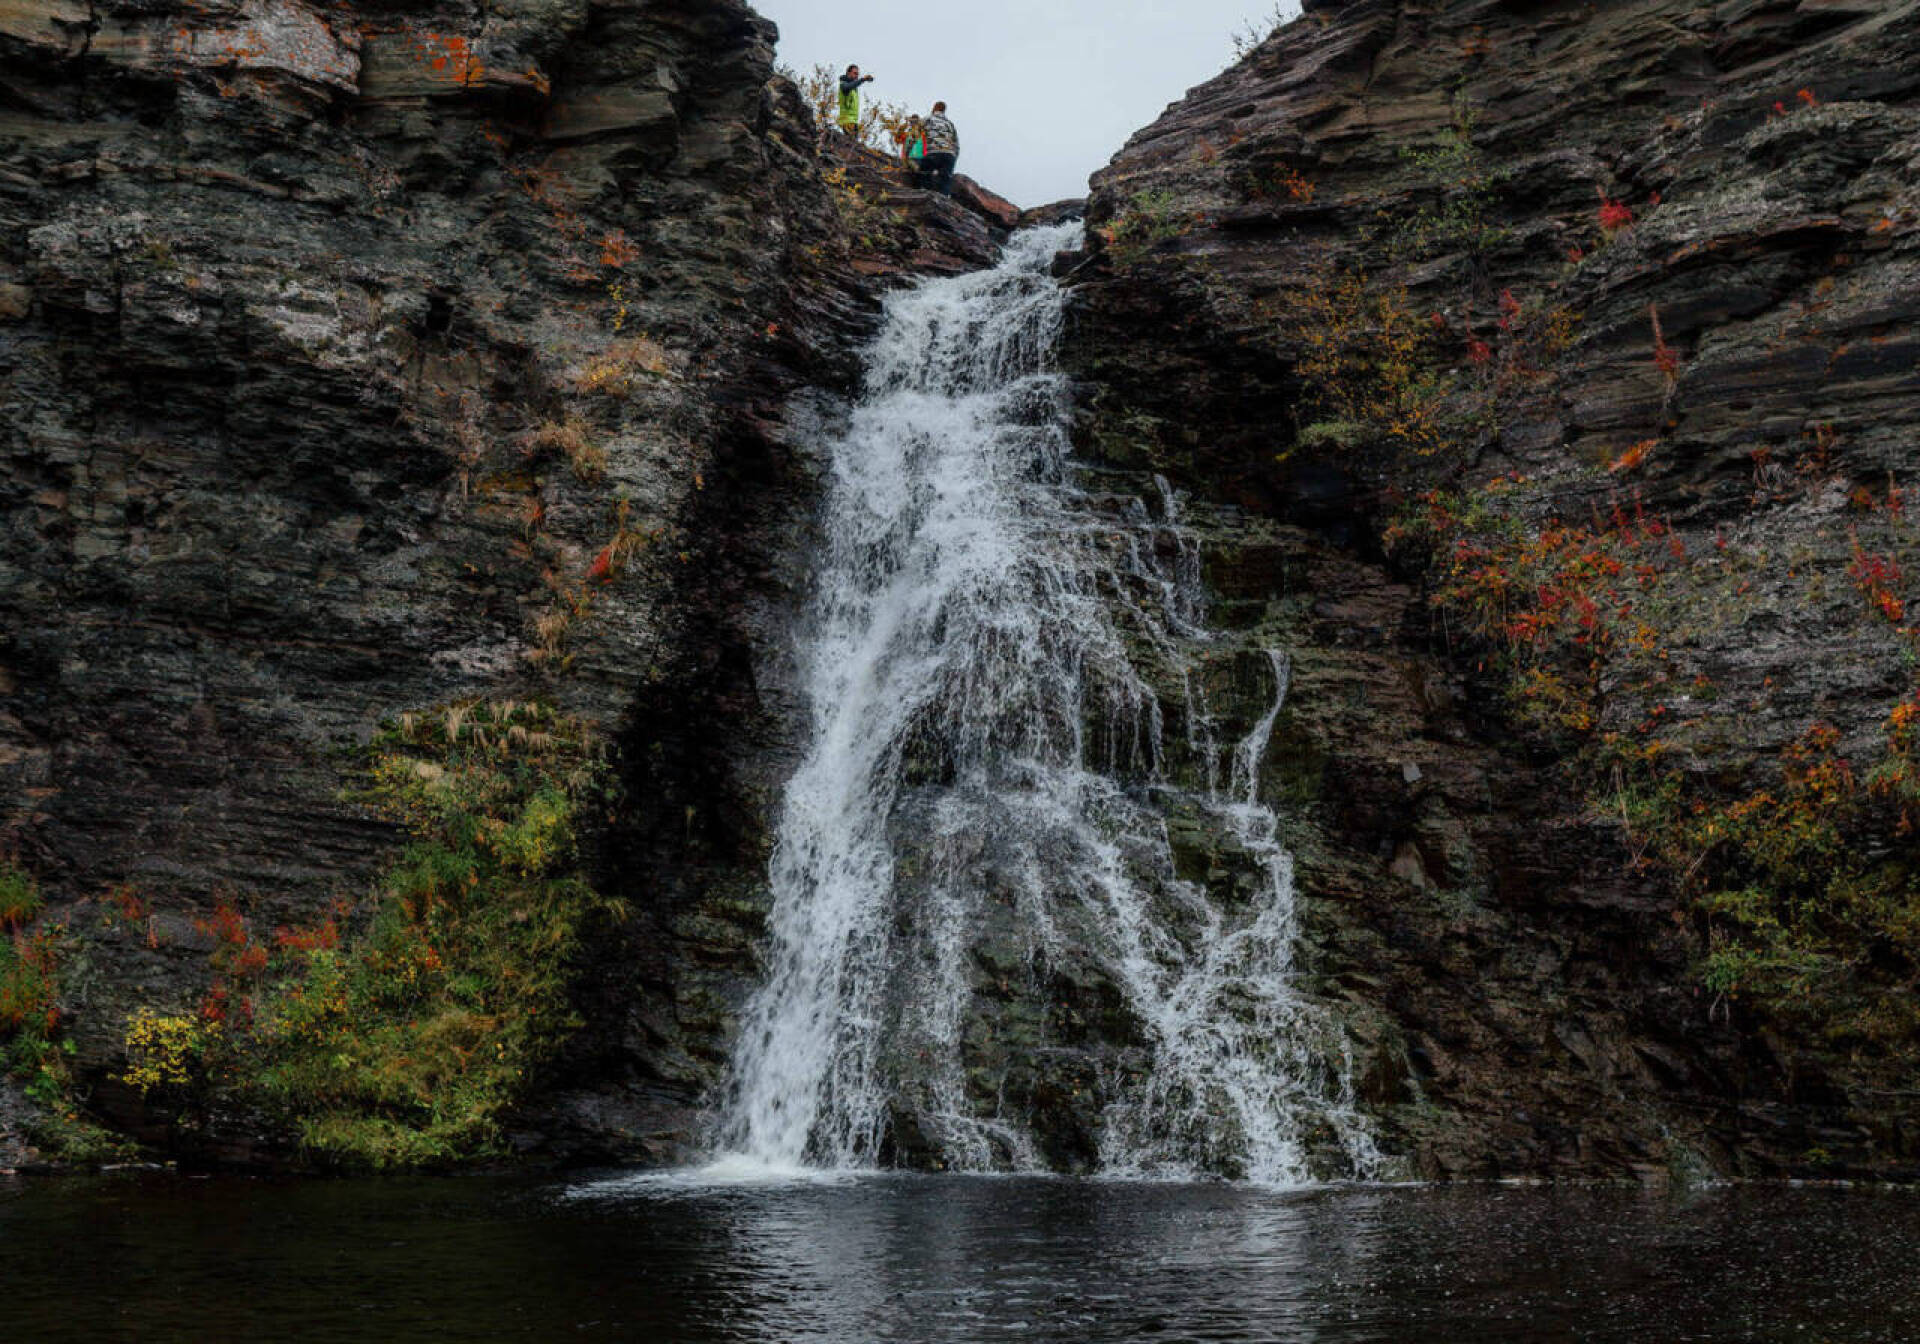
[920,102,960,196]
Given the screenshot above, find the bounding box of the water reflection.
[2,1171,1917,1342]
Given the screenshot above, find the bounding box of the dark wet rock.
[1065,0,1920,1179]
[951,175,1020,231]
[1021,200,1088,229]
[1,1079,42,1169]
[816,134,1011,274]
[0,0,1009,1166]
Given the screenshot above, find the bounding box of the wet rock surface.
[1066,0,1920,1178]
[0,0,1008,1164]
[5,0,1915,1181]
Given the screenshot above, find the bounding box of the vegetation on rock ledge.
[114,701,627,1170]
[2,862,132,1162]
[1387,479,1920,1066]
[262,700,624,1167]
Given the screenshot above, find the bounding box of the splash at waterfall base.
[705,226,1381,1183]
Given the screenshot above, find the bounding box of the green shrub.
[0,930,54,1036]
[2,920,131,1162]
[249,700,627,1169]
[1102,190,1192,265]
[0,862,41,930]
[1605,723,1920,1049]
[1392,96,1510,261]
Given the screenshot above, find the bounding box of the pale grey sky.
[757,1,1302,208]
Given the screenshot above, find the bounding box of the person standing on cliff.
[837,65,874,138]
[920,102,959,196]
[897,115,927,182]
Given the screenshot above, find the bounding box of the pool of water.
[2,1169,1915,1341]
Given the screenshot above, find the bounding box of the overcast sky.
[756,1,1303,208]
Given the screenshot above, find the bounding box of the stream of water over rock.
[713,225,1378,1182]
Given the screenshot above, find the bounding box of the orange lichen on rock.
[407,31,485,86]
[159,0,361,92]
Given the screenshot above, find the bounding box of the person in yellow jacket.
[837,65,874,136]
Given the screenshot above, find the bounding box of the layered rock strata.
[8,0,1917,1181]
[0,0,1005,1163]
[1068,0,1920,1178]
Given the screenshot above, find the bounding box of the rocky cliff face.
[1067,0,1920,1178]
[7,0,1916,1182]
[0,0,1007,1164]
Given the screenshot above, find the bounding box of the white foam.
[710,224,1379,1183]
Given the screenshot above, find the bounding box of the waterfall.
[713,224,1379,1183]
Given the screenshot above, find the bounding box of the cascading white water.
[714,224,1379,1182]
